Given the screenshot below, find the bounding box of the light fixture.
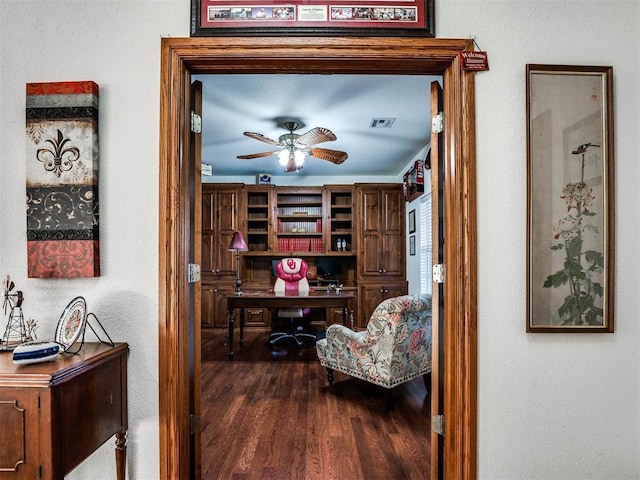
[228,231,249,295]
[273,124,306,173]
[277,147,305,173]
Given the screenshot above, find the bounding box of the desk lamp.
[228,231,249,295]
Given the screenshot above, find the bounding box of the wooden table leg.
[228,308,235,360]
[115,431,126,480]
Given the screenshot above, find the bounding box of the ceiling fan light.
[277,149,289,166]
[278,148,305,171]
[285,155,300,173]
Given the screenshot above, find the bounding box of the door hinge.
[190,414,201,435]
[433,263,445,284]
[432,112,444,134]
[188,263,201,283]
[432,414,445,435]
[190,112,202,134]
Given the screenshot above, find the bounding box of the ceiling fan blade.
[295,127,337,147]
[244,131,282,147]
[237,151,279,159]
[309,148,348,164]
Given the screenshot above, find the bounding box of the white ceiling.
[194,73,440,178]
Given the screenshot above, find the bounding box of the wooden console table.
[0,343,128,480]
[225,291,355,359]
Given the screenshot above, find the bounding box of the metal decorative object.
[1,275,31,349]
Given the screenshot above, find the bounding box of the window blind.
[420,192,432,295]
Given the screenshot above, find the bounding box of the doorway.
[158,36,477,480]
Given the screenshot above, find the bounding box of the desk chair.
[269,258,316,346]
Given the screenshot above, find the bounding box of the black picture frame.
[191,0,435,37]
[408,209,416,234]
[409,235,416,256]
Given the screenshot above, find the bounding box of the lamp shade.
[228,231,249,251]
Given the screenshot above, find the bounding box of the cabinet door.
[201,283,235,329]
[357,283,407,328]
[202,185,240,277]
[214,188,240,276]
[359,188,384,276]
[325,307,355,328]
[201,285,216,329]
[380,187,405,277]
[0,388,43,478]
[357,185,405,279]
[213,284,235,329]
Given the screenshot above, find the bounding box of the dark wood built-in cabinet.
[201,184,242,328]
[201,182,406,330]
[355,184,407,326]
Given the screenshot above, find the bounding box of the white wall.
[0,1,638,479]
[403,145,432,295]
[0,2,190,479]
[437,2,640,478]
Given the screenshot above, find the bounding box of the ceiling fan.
[237,121,348,173]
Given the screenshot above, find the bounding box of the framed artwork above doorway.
[191,0,435,37]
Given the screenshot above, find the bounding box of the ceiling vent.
[369,118,396,128]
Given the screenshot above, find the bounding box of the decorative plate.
[55,296,87,351]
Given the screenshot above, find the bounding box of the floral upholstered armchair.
[316,294,432,407]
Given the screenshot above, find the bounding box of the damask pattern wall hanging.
[25,81,100,278]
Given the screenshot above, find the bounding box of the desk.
[225,292,355,359]
[0,343,128,480]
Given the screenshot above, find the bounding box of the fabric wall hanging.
[25,81,100,278]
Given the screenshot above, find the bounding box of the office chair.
[270,258,316,346]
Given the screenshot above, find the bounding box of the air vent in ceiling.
[369,118,396,128]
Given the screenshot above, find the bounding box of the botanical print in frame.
[526,65,614,332]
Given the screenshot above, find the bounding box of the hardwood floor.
[201,329,431,479]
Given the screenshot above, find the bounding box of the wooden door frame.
[159,36,477,480]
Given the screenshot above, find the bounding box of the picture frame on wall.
[408,209,416,234]
[191,0,434,37]
[258,173,272,185]
[526,64,615,333]
[409,235,416,256]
